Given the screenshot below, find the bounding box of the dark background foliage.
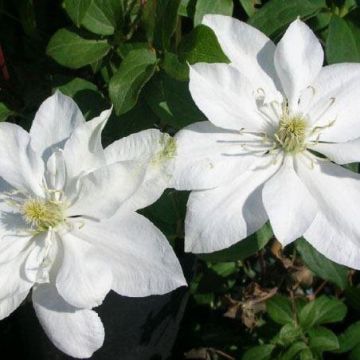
[1,0,360,359]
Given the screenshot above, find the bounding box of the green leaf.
[350,344,360,360]
[143,0,181,49]
[209,262,237,277]
[242,344,275,360]
[162,51,189,81]
[326,11,360,64]
[81,0,125,36]
[280,342,308,360]
[248,0,325,37]
[198,222,273,262]
[337,321,360,353]
[178,0,196,17]
[64,0,92,26]
[54,77,98,96]
[194,0,233,26]
[0,103,14,122]
[47,29,111,69]
[299,296,347,329]
[145,72,206,129]
[308,327,339,353]
[238,0,261,17]
[266,295,294,325]
[296,238,348,289]
[299,349,315,360]
[276,323,303,346]
[178,25,229,64]
[109,48,157,115]
[345,287,360,312]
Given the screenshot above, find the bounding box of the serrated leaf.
[296,238,348,289]
[178,25,229,64]
[47,28,111,69]
[308,327,339,353]
[326,10,360,64]
[109,48,157,115]
[64,0,92,26]
[198,223,273,262]
[266,295,294,325]
[194,0,233,26]
[299,296,347,329]
[81,0,125,35]
[242,344,275,360]
[248,0,325,37]
[337,321,360,353]
[0,103,13,121]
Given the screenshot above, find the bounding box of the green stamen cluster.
[275,114,308,153]
[152,135,177,164]
[21,198,65,232]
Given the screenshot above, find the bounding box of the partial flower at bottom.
[173,15,360,269]
[0,91,186,358]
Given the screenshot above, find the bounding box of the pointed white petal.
[262,156,317,246]
[304,213,360,269]
[185,166,278,253]
[0,291,29,320]
[0,123,44,196]
[274,19,323,109]
[56,234,112,309]
[309,138,360,164]
[305,64,360,142]
[0,236,33,299]
[33,284,104,359]
[62,108,111,180]
[30,91,85,159]
[203,14,281,96]
[173,121,268,190]
[105,129,172,210]
[189,63,273,131]
[296,155,360,245]
[76,212,187,297]
[67,161,145,219]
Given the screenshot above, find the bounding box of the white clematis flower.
[0,91,186,358]
[173,15,360,269]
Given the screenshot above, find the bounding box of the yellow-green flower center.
[275,114,308,153]
[21,198,65,232]
[152,134,177,164]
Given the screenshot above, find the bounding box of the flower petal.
[0,291,29,320]
[0,123,44,196]
[67,161,145,219]
[185,167,277,253]
[262,156,318,246]
[105,129,172,211]
[56,234,112,309]
[203,14,281,96]
[296,155,360,245]
[32,284,104,359]
[309,138,360,164]
[304,212,360,269]
[305,63,360,142]
[76,212,186,297]
[62,108,111,180]
[30,91,85,159]
[173,121,269,190]
[189,63,273,131]
[274,19,323,109]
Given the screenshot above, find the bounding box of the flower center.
[275,114,308,153]
[21,198,65,232]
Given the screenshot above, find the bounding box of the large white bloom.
[173,15,360,269]
[0,91,186,358]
